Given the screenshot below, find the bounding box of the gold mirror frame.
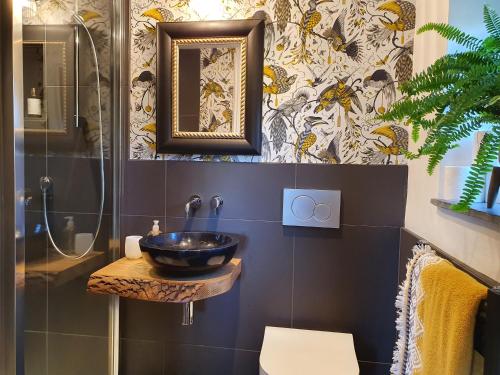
[171,37,247,139]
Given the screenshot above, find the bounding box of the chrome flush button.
[283,188,341,228]
[314,203,332,222]
[291,195,315,220]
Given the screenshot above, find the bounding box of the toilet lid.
[259,327,359,375]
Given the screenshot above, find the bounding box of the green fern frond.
[417,23,482,50]
[380,5,500,211]
[483,5,500,38]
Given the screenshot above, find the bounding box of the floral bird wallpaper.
[130,0,415,164]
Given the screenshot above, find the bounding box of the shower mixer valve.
[40,176,54,194]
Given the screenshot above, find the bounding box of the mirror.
[157,19,264,155]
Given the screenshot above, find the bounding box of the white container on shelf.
[125,235,143,260]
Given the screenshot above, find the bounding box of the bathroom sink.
[139,232,239,275]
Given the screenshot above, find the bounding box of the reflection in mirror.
[174,39,245,138]
[178,44,240,134]
[23,25,74,134]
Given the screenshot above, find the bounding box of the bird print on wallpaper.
[253,11,275,59]
[141,7,174,22]
[323,9,362,62]
[371,125,408,163]
[363,69,396,114]
[314,78,362,124]
[274,0,292,34]
[132,70,156,115]
[128,0,416,162]
[377,0,415,43]
[202,114,222,132]
[202,48,225,68]
[221,100,233,126]
[300,0,322,45]
[263,65,297,105]
[78,10,101,22]
[394,41,414,85]
[201,80,225,99]
[295,116,327,162]
[268,90,310,152]
[318,131,342,164]
[289,0,323,64]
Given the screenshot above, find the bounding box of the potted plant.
[380,5,500,211]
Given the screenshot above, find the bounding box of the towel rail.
[484,287,500,375]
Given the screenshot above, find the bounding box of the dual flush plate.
[282,188,341,228]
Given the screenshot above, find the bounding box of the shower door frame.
[1,0,124,373]
[0,0,25,373]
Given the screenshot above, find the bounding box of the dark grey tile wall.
[399,228,418,284]
[120,160,408,375]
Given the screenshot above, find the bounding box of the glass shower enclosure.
[1,0,125,373]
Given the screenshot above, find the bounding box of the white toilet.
[259,326,359,375]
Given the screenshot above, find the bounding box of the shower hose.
[40,14,105,260]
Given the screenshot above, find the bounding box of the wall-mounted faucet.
[185,195,202,218]
[211,195,224,215]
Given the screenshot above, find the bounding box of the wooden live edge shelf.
[87,257,242,303]
[431,198,500,225]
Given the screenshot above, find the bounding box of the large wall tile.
[296,164,407,227]
[165,161,295,221]
[121,218,293,351]
[123,160,165,216]
[120,339,164,375]
[292,225,400,363]
[47,333,108,375]
[163,343,259,375]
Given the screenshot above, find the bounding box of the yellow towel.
[415,260,487,375]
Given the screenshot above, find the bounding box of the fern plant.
[380,5,500,211]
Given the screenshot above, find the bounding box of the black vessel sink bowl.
[139,232,239,275]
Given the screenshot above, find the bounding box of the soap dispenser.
[62,216,75,252]
[148,220,162,236]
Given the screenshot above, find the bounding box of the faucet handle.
[189,195,202,208]
[210,195,223,215]
[185,195,202,218]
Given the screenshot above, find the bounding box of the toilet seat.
[259,326,359,375]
